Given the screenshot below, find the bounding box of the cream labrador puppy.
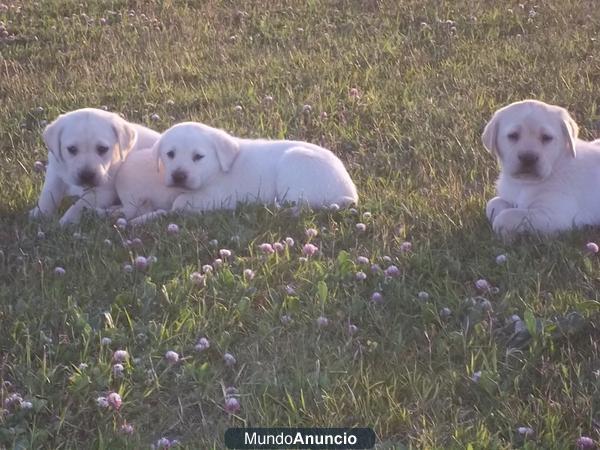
[115,121,358,222]
[484,99,600,239]
[30,108,160,225]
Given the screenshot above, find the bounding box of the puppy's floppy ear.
[558,108,578,158]
[212,128,240,172]
[43,115,65,161]
[151,140,162,174]
[482,110,500,156]
[111,115,137,161]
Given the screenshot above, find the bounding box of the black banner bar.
[225,428,375,449]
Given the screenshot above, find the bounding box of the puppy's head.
[154,122,240,190]
[482,99,578,182]
[43,108,137,188]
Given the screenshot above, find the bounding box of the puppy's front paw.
[129,209,168,226]
[492,209,530,241]
[59,209,82,227]
[29,207,43,220]
[486,197,513,224]
[172,195,193,212]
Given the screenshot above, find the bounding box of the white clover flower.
[384,265,400,277]
[224,397,240,414]
[107,392,122,409]
[165,351,179,364]
[356,256,369,265]
[399,241,412,253]
[355,271,367,281]
[120,423,134,434]
[167,223,179,235]
[439,307,452,319]
[258,243,274,254]
[190,272,205,286]
[305,228,318,238]
[113,350,129,363]
[417,291,430,301]
[280,314,292,325]
[316,316,329,327]
[302,244,318,256]
[112,363,124,377]
[20,400,33,410]
[195,337,210,352]
[223,352,236,366]
[134,256,148,271]
[370,292,383,303]
[475,279,491,291]
[33,160,45,173]
[517,426,534,437]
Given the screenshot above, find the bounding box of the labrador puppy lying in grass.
[30,108,160,225]
[484,99,600,239]
[115,121,358,224]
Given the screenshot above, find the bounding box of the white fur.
[484,99,600,239]
[116,121,358,220]
[115,148,184,224]
[30,108,160,225]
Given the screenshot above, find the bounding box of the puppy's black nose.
[518,153,539,166]
[78,169,97,186]
[171,170,187,186]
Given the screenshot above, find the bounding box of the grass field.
[2,0,600,448]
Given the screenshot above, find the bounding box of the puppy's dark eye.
[67,145,78,155]
[541,134,554,144]
[97,145,109,156]
[507,132,520,141]
[192,154,204,162]
[166,150,175,159]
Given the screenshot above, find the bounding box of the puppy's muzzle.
[78,169,98,187]
[518,152,539,168]
[514,152,540,177]
[171,169,188,187]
